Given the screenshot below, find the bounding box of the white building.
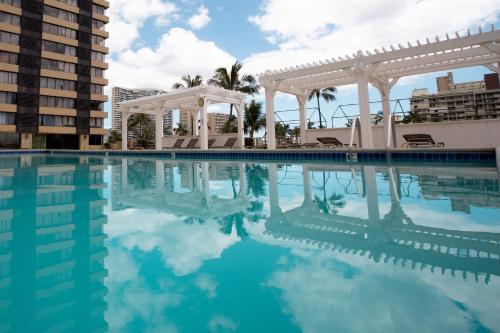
[112,87,173,134]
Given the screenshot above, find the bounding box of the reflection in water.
[1,155,500,332]
[0,156,107,333]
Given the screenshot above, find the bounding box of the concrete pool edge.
[0,147,497,167]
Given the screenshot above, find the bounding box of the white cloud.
[107,0,178,53]
[106,28,235,93]
[245,0,500,76]
[188,5,212,30]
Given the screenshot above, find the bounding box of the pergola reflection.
[112,158,500,283]
[266,164,500,283]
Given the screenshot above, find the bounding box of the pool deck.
[0,147,498,167]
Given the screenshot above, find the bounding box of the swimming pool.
[0,154,499,332]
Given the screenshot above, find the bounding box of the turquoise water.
[0,155,499,333]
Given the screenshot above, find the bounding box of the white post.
[121,158,128,190]
[235,103,245,149]
[238,163,247,198]
[265,87,276,149]
[372,77,398,148]
[121,111,129,151]
[355,72,374,149]
[155,112,163,150]
[201,162,210,197]
[296,95,307,144]
[200,99,209,150]
[192,110,200,136]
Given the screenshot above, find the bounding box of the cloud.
[244,0,500,76]
[107,0,178,53]
[106,28,235,93]
[188,5,212,30]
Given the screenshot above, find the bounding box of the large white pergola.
[259,27,500,149]
[119,85,248,150]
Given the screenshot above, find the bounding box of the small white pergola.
[259,26,500,149]
[119,85,248,150]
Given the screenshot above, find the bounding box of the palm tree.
[172,74,203,89]
[402,110,424,124]
[176,123,188,136]
[290,126,301,143]
[128,114,154,148]
[244,100,265,138]
[107,130,121,144]
[374,111,384,125]
[308,87,337,128]
[208,61,260,130]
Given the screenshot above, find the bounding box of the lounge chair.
[185,138,199,149]
[167,138,184,149]
[402,134,444,148]
[212,137,237,149]
[208,138,216,148]
[316,137,345,148]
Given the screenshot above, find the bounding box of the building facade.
[111,87,173,135]
[410,72,500,122]
[207,112,231,135]
[0,0,109,149]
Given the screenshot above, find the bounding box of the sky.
[104,0,500,128]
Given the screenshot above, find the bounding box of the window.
[55,0,78,6]
[91,35,105,46]
[89,135,102,145]
[43,6,78,23]
[0,92,16,104]
[0,51,17,64]
[90,100,103,111]
[91,67,104,78]
[43,23,77,39]
[0,71,16,84]
[0,112,15,125]
[0,31,19,45]
[39,115,75,127]
[0,12,20,25]
[92,19,105,30]
[40,77,75,91]
[91,51,105,62]
[92,4,106,15]
[0,0,22,7]
[40,96,76,109]
[41,58,76,73]
[90,84,103,94]
[90,117,103,128]
[43,40,77,56]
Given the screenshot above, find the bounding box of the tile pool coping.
[0,148,497,167]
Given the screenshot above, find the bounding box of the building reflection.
[0,156,108,332]
[112,159,500,284]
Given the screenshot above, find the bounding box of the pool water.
[1,155,499,333]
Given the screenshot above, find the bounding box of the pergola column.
[363,166,379,222]
[234,102,245,149]
[238,163,247,198]
[156,160,164,191]
[268,164,281,216]
[354,71,374,148]
[199,98,209,150]
[265,86,277,150]
[302,165,312,206]
[121,111,129,151]
[155,112,163,150]
[191,110,199,136]
[296,94,307,144]
[371,76,398,148]
[121,158,128,190]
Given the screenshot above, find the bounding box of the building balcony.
[42,32,78,47]
[0,3,21,15]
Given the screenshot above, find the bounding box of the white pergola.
[118,85,249,150]
[259,26,500,149]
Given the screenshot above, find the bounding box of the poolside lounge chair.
[402,134,444,148]
[208,138,216,148]
[167,138,184,149]
[185,138,199,149]
[316,137,345,148]
[212,137,237,149]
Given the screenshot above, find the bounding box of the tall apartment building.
[410,72,500,122]
[112,86,173,135]
[0,0,109,149]
[208,112,231,135]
